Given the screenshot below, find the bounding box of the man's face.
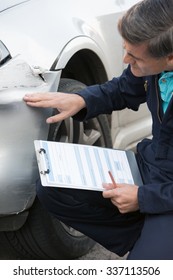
[123,40,171,77]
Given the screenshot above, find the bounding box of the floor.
[77,242,127,260]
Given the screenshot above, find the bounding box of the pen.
[108,170,117,187]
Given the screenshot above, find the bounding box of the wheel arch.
[52,36,110,85]
[61,49,108,85]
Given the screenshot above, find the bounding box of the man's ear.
[167,54,173,68]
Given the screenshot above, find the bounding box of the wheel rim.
[49,117,106,147]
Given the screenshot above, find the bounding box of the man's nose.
[123,53,135,65]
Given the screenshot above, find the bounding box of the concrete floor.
[77,242,127,260]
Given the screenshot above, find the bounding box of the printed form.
[34,140,135,191]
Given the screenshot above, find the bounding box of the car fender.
[53,36,112,78]
[0,56,61,215]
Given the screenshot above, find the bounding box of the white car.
[0,0,151,259]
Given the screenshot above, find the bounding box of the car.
[0,0,151,259]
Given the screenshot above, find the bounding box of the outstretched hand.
[23,92,86,123]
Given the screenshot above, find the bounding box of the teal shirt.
[159,71,173,113]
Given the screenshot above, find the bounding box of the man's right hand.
[23,92,86,124]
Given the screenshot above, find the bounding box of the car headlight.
[0,40,12,67]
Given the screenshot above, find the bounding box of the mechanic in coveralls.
[24,0,173,259]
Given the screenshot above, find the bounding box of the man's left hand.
[102,183,139,213]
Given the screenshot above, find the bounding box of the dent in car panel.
[0,57,60,215]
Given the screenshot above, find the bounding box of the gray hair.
[118,0,173,58]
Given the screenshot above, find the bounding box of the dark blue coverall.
[36,66,173,259]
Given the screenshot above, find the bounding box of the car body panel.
[0,0,139,75]
[0,0,30,12]
[0,56,61,215]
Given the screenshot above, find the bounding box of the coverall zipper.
[155,76,162,124]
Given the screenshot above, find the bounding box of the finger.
[46,111,72,123]
[25,100,53,108]
[102,189,116,198]
[24,93,57,103]
[24,97,60,108]
[102,183,115,190]
[23,93,46,101]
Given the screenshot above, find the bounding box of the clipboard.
[34,140,143,191]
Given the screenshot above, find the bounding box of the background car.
[0,0,151,259]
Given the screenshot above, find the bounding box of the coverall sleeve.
[138,182,173,214]
[73,65,147,121]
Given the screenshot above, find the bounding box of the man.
[24,0,173,259]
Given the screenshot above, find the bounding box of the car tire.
[48,78,112,148]
[3,197,95,259]
[2,78,112,259]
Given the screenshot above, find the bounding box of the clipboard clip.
[40,169,50,175]
[38,148,50,175]
[39,148,46,154]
